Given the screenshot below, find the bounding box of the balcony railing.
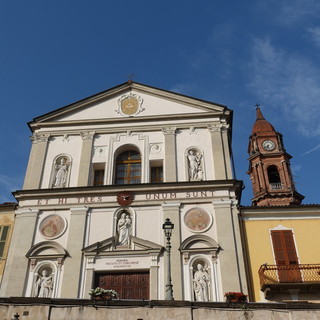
[270,183,283,190]
[259,264,320,288]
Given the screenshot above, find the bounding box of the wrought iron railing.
[270,183,283,190]
[259,264,320,287]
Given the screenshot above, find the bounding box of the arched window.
[115,150,141,185]
[267,165,282,189]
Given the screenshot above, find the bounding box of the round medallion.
[39,215,67,239]
[262,140,276,151]
[117,191,134,206]
[121,97,139,115]
[184,208,212,232]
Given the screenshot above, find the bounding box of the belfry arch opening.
[267,165,282,189]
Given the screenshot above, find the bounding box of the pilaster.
[162,127,177,182]
[213,200,247,294]
[161,202,182,300]
[60,207,88,298]
[23,133,49,189]
[77,132,95,186]
[208,124,228,180]
[0,209,39,296]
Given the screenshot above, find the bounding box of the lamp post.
[162,217,174,300]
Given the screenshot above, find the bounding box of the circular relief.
[39,215,67,239]
[121,97,139,115]
[184,208,212,232]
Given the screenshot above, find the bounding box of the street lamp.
[162,218,174,300]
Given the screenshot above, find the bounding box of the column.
[162,127,177,182]
[213,200,247,294]
[77,132,95,186]
[208,124,227,180]
[0,209,38,296]
[162,203,182,299]
[23,133,49,189]
[60,207,88,298]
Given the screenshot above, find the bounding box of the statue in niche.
[193,263,210,301]
[34,268,53,298]
[117,211,132,246]
[187,149,203,181]
[52,156,69,188]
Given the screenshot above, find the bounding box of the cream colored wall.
[40,135,83,188]
[244,218,320,302]
[176,128,214,181]
[59,90,207,122]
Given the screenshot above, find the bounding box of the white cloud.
[303,143,320,155]
[279,0,320,24]
[307,26,320,47]
[247,38,320,137]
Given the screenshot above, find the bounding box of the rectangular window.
[92,163,105,186]
[151,166,163,183]
[0,226,9,258]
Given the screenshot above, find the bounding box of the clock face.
[262,140,276,151]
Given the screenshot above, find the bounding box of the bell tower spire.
[247,106,304,206]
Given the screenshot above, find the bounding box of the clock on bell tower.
[247,106,304,206]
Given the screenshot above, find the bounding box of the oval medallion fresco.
[184,208,212,232]
[39,215,67,239]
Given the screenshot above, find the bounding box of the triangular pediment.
[82,236,163,255]
[29,82,229,128]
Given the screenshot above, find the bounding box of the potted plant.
[89,287,118,300]
[224,292,247,303]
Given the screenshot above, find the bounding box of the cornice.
[13,180,243,200]
[29,112,224,131]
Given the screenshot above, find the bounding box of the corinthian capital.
[161,126,177,135]
[80,131,95,140]
[30,133,50,143]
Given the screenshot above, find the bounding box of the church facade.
[0,82,247,300]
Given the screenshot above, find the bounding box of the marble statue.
[193,263,210,301]
[117,212,132,246]
[34,269,53,298]
[188,150,203,180]
[52,157,69,187]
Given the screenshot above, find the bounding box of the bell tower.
[247,106,304,206]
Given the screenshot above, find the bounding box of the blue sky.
[1,0,320,205]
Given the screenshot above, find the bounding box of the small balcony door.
[271,230,302,282]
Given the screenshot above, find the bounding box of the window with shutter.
[0,226,9,258]
[271,229,301,282]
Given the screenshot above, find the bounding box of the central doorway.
[95,271,150,300]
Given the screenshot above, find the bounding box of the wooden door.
[271,230,302,282]
[95,271,149,300]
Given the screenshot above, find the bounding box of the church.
[0,81,247,301]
